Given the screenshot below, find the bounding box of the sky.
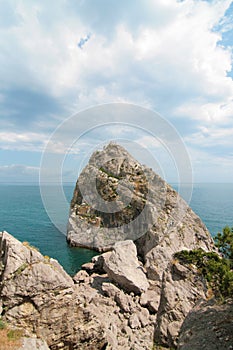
[0,0,233,184]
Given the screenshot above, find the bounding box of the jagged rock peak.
[89,142,136,166]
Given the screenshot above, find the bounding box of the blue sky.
[0,0,233,183]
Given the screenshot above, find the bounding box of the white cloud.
[175,100,233,123]
[0,132,47,151]
[185,125,233,147]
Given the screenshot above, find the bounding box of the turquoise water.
[0,183,232,275]
[0,184,97,276]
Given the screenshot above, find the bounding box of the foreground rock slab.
[103,240,149,294]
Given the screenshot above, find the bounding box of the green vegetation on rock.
[174,226,233,300]
[215,226,233,264]
[0,318,6,330]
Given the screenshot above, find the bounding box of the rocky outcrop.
[0,231,107,350]
[67,143,215,281]
[178,299,233,350]
[67,142,152,252]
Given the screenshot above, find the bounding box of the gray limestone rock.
[128,314,141,329]
[136,307,150,327]
[103,240,149,294]
[19,338,50,350]
[0,231,155,350]
[102,282,121,298]
[0,231,107,350]
[140,283,161,313]
[73,269,89,283]
[115,290,131,313]
[177,298,233,350]
[154,261,207,348]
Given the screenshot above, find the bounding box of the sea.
[0,183,232,276]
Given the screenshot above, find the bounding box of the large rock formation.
[67,142,215,283]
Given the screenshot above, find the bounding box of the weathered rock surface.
[178,299,233,350]
[103,240,149,294]
[19,338,50,350]
[0,231,107,350]
[140,282,161,313]
[154,261,207,347]
[67,142,153,251]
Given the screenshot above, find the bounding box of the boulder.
[137,307,150,327]
[73,269,89,283]
[115,290,131,313]
[102,282,121,298]
[140,283,161,313]
[128,314,141,329]
[103,240,149,294]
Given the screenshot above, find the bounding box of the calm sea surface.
[0,183,232,275]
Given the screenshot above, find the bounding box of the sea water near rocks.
[0,183,232,275]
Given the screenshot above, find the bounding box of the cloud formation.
[0,0,233,182]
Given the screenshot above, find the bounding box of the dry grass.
[22,241,39,252]
[0,327,23,350]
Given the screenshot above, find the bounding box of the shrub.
[214,226,233,264]
[174,226,233,300]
